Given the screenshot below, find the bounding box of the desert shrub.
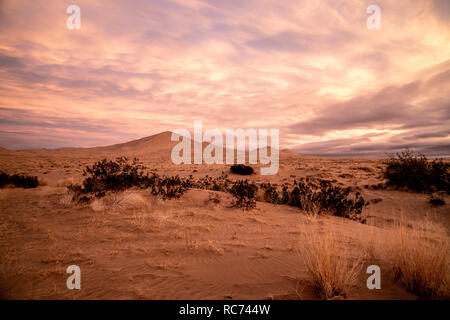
[68,157,148,202]
[67,157,191,203]
[260,182,280,204]
[0,172,39,188]
[280,185,291,204]
[298,178,366,220]
[384,149,449,193]
[260,178,366,221]
[429,194,445,207]
[149,175,191,200]
[205,192,221,204]
[12,173,39,188]
[230,164,254,175]
[229,180,258,210]
[0,172,8,187]
[194,173,231,192]
[67,184,89,203]
[66,157,366,218]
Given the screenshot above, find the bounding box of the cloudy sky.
[0,0,449,157]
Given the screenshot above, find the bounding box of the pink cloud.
[0,0,448,156]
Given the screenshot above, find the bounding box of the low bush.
[68,157,148,202]
[0,172,39,188]
[205,192,221,204]
[260,182,280,204]
[194,173,231,192]
[230,164,254,175]
[149,175,192,200]
[297,178,366,220]
[260,178,367,221]
[68,157,190,203]
[229,180,258,210]
[429,194,445,207]
[384,149,449,193]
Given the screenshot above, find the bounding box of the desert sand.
[0,132,448,299]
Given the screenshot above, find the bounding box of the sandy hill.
[6,131,188,160]
[4,131,298,163]
[90,131,177,154]
[0,147,11,155]
[88,131,296,161]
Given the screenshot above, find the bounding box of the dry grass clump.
[89,191,149,212]
[206,240,224,255]
[298,218,364,299]
[110,192,148,211]
[204,192,221,205]
[379,220,449,299]
[130,209,148,230]
[59,192,74,207]
[89,198,106,212]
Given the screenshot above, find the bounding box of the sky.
[0,0,449,157]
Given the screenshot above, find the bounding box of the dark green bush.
[0,171,39,188]
[385,149,449,193]
[230,164,254,175]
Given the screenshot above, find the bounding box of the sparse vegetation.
[260,182,280,204]
[68,157,148,201]
[205,192,221,204]
[384,149,449,193]
[260,178,367,221]
[298,218,364,299]
[149,175,191,200]
[66,158,366,220]
[229,180,257,210]
[230,164,254,175]
[0,171,39,188]
[381,221,449,299]
[351,166,373,172]
[67,157,190,203]
[194,173,231,192]
[3,148,449,301]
